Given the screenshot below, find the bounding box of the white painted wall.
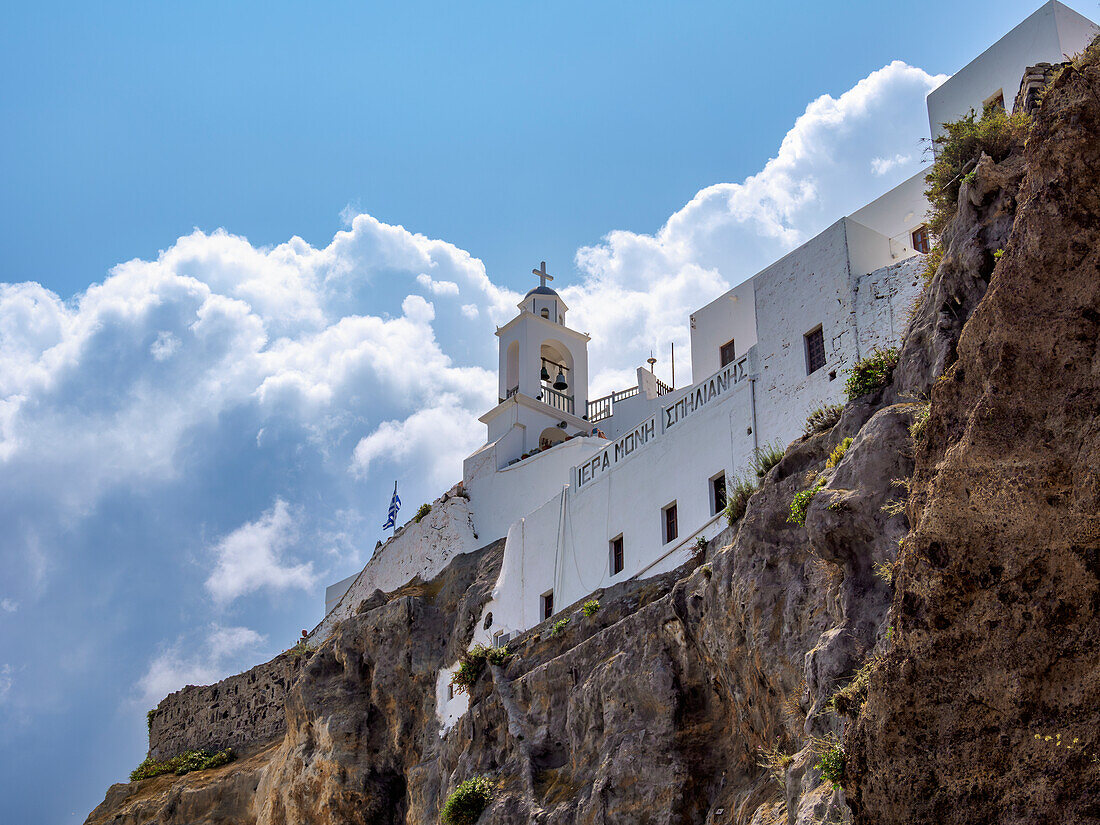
[927,1,1099,139]
[311,489,480,641]
[689,278,757,383]
[464,432,604,547]
[848,170,930,258]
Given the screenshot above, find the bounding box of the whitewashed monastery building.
[311,2,1098,728]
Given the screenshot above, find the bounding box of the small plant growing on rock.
[814,741,846,790]
[724,475,757,526]
[414,503,432,523]
[441,775,495,825]
[830,656,882,716]
[993,248,1005,260]
[845,347,898,401]
[451,645,490,694]
[804,403,843,435]
[550,617,570,636]
[757,743,794,789]
[825,437,852,469]
[130,748,236,782]
[146,708,155,732]
[693,535,708,560]
[749,441,785,478]
[873,560,895,583]
[909,402,931,442]
[485,645,509,667]
[788,481,826,526]
[582,599,600,618]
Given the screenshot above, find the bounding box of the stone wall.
[147,649,307,760]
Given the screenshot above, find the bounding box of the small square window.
[663,502,678,544]
[983,89,1005,113]
[805,326,826,375]
[610,534,624,575]
[541,590,554,621]
[719,339,736,367]
[911,225,930,254]
[448,683,454,700]
[711,474,727,516]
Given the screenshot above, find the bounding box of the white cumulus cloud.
[205,499,315,605]
[136,624,265,706]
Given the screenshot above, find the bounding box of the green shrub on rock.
[724,475,758,526]
[441,775,495,825]
[844,347,898,401]
[825,437,853,469]
[815,743,846,790]
[925,106,1030,235]
[803,403,843,435]
[450,645,490,695]
[749,441,785,478]
[582,599,600,617]
[788,481,826,526]
[130,748,236,782]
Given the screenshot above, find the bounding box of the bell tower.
[483,261,591,462]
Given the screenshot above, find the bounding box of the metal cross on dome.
[532,261,554,289]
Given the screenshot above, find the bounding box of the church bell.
[540,365,550,382]
[553,370,568,391]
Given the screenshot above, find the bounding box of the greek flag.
[382,481,401,530]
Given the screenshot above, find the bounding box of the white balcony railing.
[539,385,574,415]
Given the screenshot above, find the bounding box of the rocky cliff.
[86,45,1100,825]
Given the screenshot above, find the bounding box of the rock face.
[848,49,1100,825]
[86,45,1100,825]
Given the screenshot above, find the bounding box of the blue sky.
[0,1,1092,822]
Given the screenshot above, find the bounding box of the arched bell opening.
[539,341,575,414]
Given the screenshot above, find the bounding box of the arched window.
[540,308,550,319]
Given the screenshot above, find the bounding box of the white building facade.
[309,1,1098,727]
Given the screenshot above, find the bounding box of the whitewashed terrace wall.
[311,489,479,641]
[464,434,604,547]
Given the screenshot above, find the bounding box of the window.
[719,339,737,367]
[911,224,930,254]
[610,534,624,574]
[541,590,554,621]
[540,308,550,319]
[804,326,826,375]
[983,89,1005,113]
[711,473,727,516]
[663,502,678,544]
[448,683,454,700]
